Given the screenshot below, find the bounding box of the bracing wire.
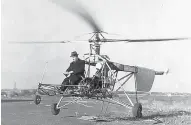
[98,100,105,117]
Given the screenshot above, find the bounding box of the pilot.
[60,51,85,92]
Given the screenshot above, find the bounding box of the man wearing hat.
[61,51,85,92]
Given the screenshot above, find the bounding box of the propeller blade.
[102,38,189,43]
[50,0,102,32]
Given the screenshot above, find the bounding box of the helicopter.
[10,0,188,118]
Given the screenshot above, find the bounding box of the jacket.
[66,59,85,76]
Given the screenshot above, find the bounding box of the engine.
[79,76,112,99]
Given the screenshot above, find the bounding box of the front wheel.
[132,103,142,118]
[34,95,41,105]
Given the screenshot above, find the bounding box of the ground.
[1,93,191,125]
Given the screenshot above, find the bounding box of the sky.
[1,0,191,93]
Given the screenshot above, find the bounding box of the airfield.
[1,93,191,125]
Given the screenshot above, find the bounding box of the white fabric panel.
[135,67,155,92]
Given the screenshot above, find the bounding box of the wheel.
[34,95,41,105]
[132,103,142,118]
[51,103,60,115]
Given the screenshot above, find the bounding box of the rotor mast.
[88,31,105,55]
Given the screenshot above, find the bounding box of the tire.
[132,103,142,118]
[51,103,60,115]
[34,95,41,105]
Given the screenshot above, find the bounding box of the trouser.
[60,74,82,91]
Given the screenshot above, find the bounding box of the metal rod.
[116,73,133,91]
[40,62,48,83]
[134,74,138,103]
[62,85,86,87]
[107,98,132,108]
[86,44,91,77]
[113,72,134,107]
[99,32,106,39]
[118,72,133,81]
[111,71,118,91]
[57,96,64,109]
[120,86,134,107]
[105,61,112,71]
[76,102,93,107]
[96,98,131,107]
[39,83,60,87]
[89,32,96,40]
[57,97,80,109]
[57,101,73,109]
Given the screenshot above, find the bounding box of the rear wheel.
[51,103,60,115]
[132,103,142,118]
[34,95,41,105]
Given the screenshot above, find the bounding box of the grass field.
[1,93,191,125]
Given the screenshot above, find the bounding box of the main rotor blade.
[102,38,189,43]
[9,41,70,44]
[8,40,88,44]
[50,0,101,32]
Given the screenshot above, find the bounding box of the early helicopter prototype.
[11,0,188,118]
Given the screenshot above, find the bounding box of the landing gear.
[132,103,142,118]
[34,95,41,105]
[51,103,60,115]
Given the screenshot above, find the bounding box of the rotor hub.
[88,32,105,55]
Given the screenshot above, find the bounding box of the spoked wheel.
[51,103,60,115]
[132,103,142,118]
[34,95,41,105]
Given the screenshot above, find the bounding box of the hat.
[70,51,78,57]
